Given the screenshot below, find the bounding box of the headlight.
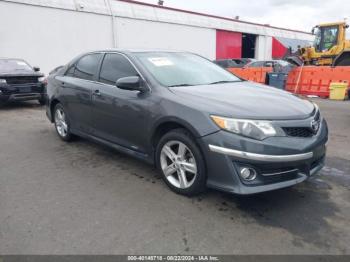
[211,115,280,140]
[0,79,7,84]
[38,76,47,86]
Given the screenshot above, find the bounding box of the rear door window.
[72,53,102,81]
[99,53,138,85]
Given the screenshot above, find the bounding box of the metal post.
[294,62,304,94]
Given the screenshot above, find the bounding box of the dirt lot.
[0,98,349,254]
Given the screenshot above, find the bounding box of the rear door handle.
[93,90,101,96]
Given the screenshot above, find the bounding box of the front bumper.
[0,83,44,102]
[208,144,314,162]
[9,93,43,101]
[199,119,328,195]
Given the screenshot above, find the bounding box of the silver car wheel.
[54,108,68,138]
[160,140,198,189]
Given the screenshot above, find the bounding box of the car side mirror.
[33,66,40,72]
[116,76,146,92]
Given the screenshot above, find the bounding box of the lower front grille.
[282,127,313,138]
[234,161,303,186]
[262,171,299,184]
[4,76,38,85]
[261,167,298,176]
[9,93,41,101]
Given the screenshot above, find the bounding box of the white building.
[0,0,314,74]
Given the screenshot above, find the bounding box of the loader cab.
[313,25,339,52]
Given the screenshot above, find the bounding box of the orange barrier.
[286,66,350,98]
[228,67,273,84]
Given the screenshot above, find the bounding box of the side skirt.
[71,128,155,165]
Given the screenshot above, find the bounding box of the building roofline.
[117,0,312,35]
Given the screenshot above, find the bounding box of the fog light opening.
[239,167,257,181]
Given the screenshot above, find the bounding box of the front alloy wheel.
[54,104,73,141]
[160,141,198,189]
[156,128,207,196]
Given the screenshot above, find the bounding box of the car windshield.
[135,52,241,87]
[313,26,338,52]
[0,59,32,73]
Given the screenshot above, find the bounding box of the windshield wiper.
[208,80,241,85]
[168,84,194,87]
[168,80,241,87]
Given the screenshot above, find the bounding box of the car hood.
[169,81,315,120]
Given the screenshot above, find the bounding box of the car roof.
[92,48,189,54]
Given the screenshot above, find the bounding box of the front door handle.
[93,90,101,96]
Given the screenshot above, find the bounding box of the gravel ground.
[0,98,349,255]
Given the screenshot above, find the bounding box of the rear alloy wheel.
[54,104,73,141]
[156,129,206,196]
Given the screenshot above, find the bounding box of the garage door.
[216,30,242,59]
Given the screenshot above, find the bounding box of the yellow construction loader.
[288,21,350,66]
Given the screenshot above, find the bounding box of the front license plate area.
[19,86,32,93]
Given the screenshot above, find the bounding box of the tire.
[333,52,350,66]
[38,97,46,106]
[53,103,73,142]
[0,101,7,108]
[334,58,350,66]
[155,128,207,196]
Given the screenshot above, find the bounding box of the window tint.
[233,59,244,65]
[249,61,264,67]
[73,53,101,80]
[99,54,138,85]
[277,60,290,66]
[264,61,274,67]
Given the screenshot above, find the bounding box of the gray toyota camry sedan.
[46,50,328,196]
